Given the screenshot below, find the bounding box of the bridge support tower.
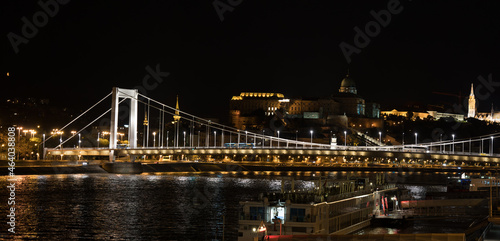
[109,87,138,162]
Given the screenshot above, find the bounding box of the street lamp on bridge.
[214,131,217,148]
[491,136,495,156]
[379,132,382,144]
[153,132,156,147]
[277,131,280,147]
[51,129,64,149]
[310,130,313,147]
[452,134,455,154]
[402,132,405,150]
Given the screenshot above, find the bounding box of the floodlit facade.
[468,83,500,122]
[381,109,465,121]
[229,74,380,130]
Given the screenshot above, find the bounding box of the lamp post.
[214,131,217,148]
[310,130,313,148]
[379,131,382,144]
[97,132,100,148]
[402,132,405,151]
[245,131,248,144]
[183,131,186,148]
[482,138,484,154]
[153,132,156,147]
[42,133,45,159]
[262,130,265,148]
[71,131,77,148]
[78,133,81,148]
[452,134,455,154]
[59,132,63,149]
[491,136,494,156]
[167,131,170,148]
[414,133,418,152]
[277,131,280,147]
[440,134,442,153]
[344,131,347,146]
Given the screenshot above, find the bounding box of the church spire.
[468,83,476,118]
[173,95,181,122]
[143,111,148,126]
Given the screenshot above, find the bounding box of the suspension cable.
[41,92,112,145]
[56,98,126,148]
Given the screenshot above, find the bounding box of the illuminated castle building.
[229,74,381,130]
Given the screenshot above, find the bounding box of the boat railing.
[261,184,396,204]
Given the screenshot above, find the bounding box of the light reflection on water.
[398,185,447,200]
[0,173,316,240]
[0,172,458,240]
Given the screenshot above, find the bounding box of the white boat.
[237,175,401,241]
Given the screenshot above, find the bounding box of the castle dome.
[341,75,356,88]
[339,74,357,94]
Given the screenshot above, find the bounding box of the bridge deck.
[46,147,500,163]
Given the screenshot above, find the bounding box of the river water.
[0,171,474,240]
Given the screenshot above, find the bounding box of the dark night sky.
[2,0,500,120]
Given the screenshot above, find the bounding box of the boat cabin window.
[249,207,264,220]
[290,208,306,222]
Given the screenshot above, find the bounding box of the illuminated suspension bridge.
[42,87,500,164]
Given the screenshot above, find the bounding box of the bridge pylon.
[109,87,138,162]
